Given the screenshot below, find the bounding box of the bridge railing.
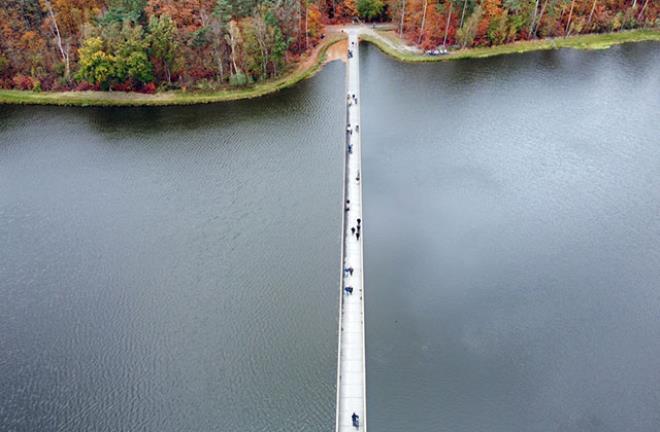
[334,52,351,432]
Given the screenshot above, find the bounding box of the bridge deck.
[336,31,367,432]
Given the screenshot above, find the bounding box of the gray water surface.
[362,42,660,432]
[0,62,344,432]
[2,42,660,432]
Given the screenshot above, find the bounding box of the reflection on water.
[362,42,660,432]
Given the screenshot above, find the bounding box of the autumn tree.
[306,3,325,39]
[147,15,179,83]
[357,0,385,21]
[226,19,245,84]
[340,0,359,18]
[100,0,148,23]
[3,0,655,92]
[40,0,103,81]
[77,36,115,88]
[76,18,153,89]
[207,0,233,79]
[116,22,153,84]
[456,4,482,46]
[242,5,289,80]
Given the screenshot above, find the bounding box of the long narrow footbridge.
[335,30,367,432]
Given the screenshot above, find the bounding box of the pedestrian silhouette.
[352,413,359,428]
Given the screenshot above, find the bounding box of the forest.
[0,0,324,91]
[320,0,657,49]
[0,0,657,92]
[377,0,658,49]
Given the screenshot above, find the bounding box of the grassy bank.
[1,29,657,106]
[360,29,660,63]
[0,34,345,107]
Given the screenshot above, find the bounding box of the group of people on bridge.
[342,39,362,430]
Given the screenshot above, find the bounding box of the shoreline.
[360,28,660,62]
[0,33,347,107]
[1,29,658,107]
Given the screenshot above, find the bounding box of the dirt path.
[296,28,347,71]
[344,25,422,54]
[324,38,348,63]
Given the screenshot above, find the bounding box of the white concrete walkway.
[335,30,367,432]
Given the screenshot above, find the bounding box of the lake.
[0,62,344,432]
[362,42,660,432]
[1,41,659,432]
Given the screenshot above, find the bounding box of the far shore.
[360,28,660,63]
[1,28,658,107]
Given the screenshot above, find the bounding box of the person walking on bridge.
[352,412,360,428]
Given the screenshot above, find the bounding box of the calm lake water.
[0,62,344,431]
[1,42,659,432]
[362,42,660,432]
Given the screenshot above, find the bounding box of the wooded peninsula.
[0,0,657,106]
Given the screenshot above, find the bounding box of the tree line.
[0,0,656,92]
[0,0,324,91]
[323,0,656,49]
